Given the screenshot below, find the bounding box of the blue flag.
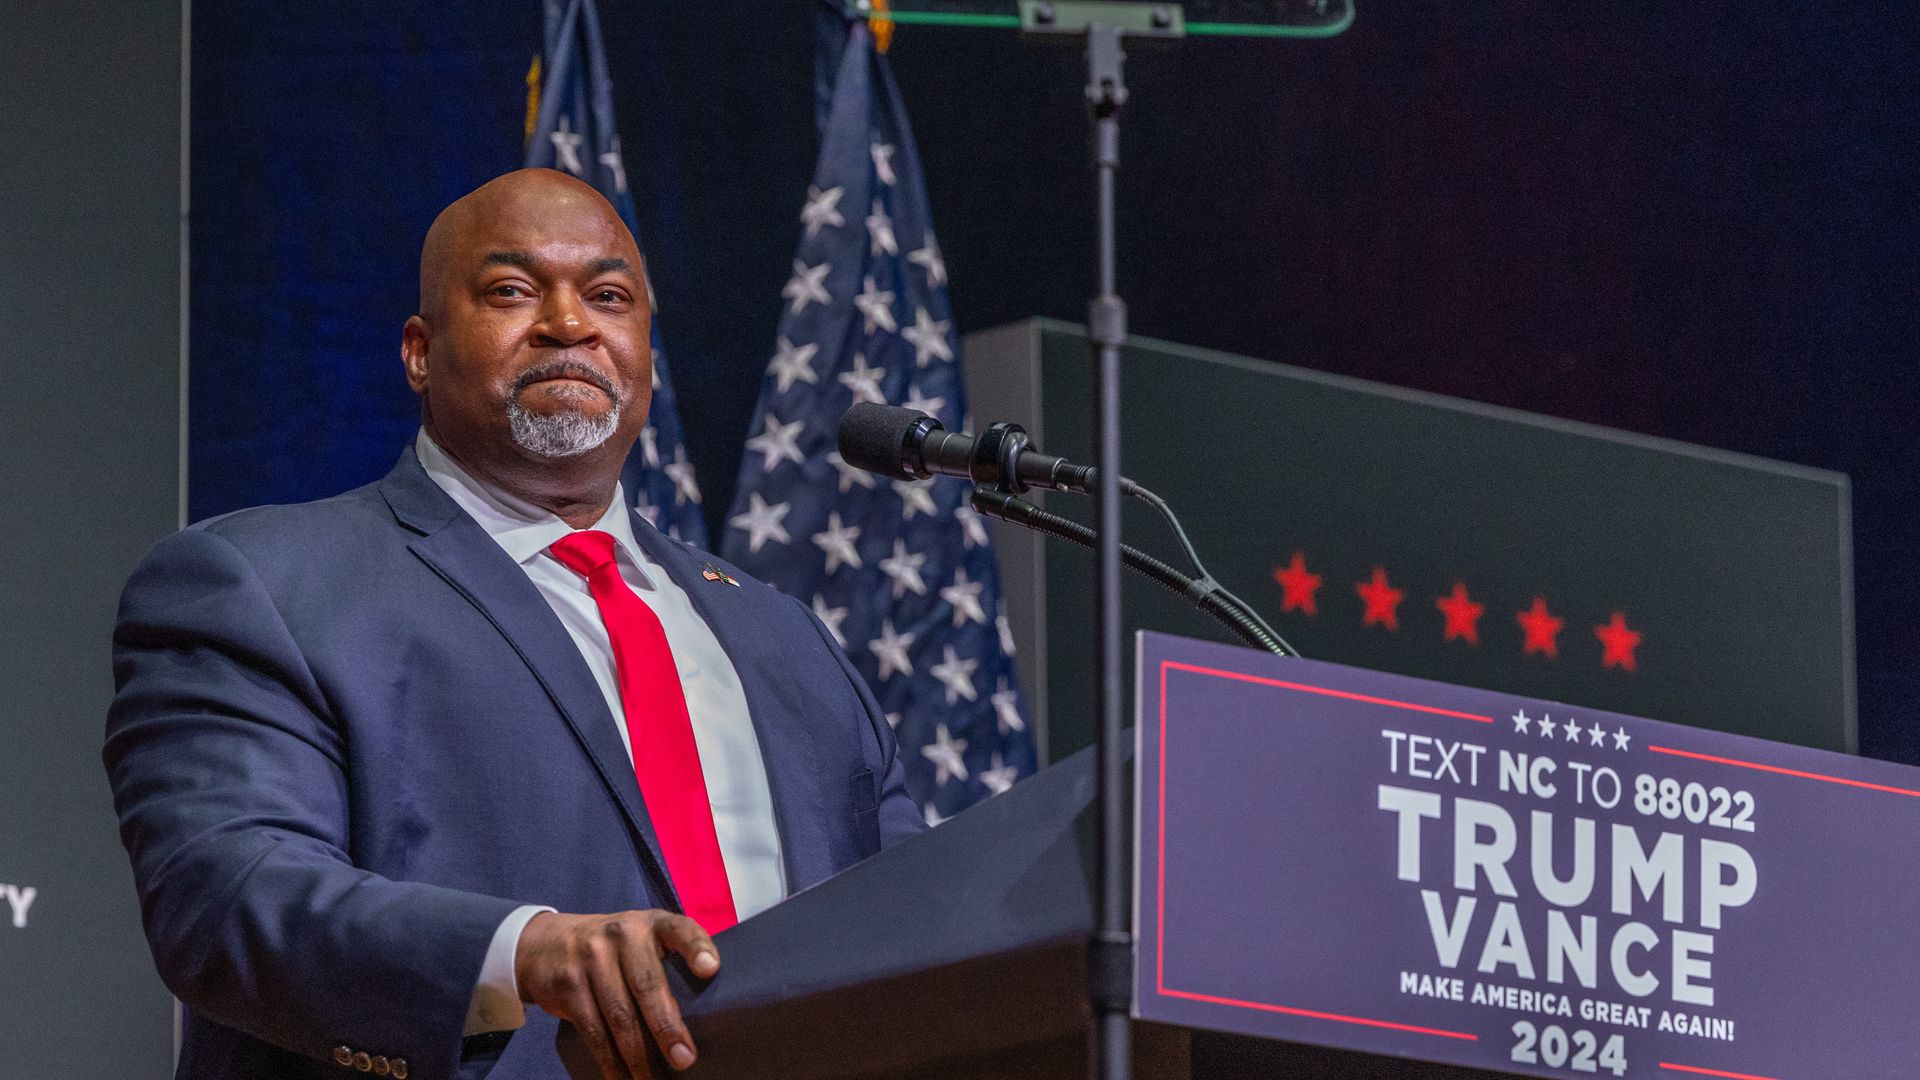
[721,20,1037,824]
[525,0,708,546]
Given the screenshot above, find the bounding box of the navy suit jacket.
[105,449,924,1080]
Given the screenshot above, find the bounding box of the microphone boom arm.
[971,488,1291,657]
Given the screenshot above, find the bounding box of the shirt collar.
[414,429,658,590]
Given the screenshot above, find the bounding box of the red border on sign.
[1153,660,1490,1043]
[1649,744,1920,799]
[1160,662,1497,724]
[1658,1063,1781,1080]
[1159,986,1480,1040]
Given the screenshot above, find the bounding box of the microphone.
[837,402,1097,494]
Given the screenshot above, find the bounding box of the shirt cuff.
[464,904,555,1036]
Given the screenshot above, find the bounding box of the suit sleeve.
[793,594,927,848]
[103,527,521,1080]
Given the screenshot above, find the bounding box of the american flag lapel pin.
[702,562,741,587]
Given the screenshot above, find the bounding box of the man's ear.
[401,315,431,394]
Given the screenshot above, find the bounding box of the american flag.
[720,20,1037,824]
[524,0,708,546]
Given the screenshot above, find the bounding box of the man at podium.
[103,169,923,1080]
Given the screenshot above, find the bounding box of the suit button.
[372,1056,391,1076]
[333,1046,354,1067]
[390,1059,409,1079]
[353,1051,373,1072]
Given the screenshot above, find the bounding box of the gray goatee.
[505,360,624,459]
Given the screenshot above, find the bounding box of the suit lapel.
[627,516,841,893]
[379,450,679,911]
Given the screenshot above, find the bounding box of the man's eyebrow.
[481,250,536,271]
[479,251,633,278]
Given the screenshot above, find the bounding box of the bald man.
[105,170,923,1080]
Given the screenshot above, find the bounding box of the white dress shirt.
[414,431,787,1035]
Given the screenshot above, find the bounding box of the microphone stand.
[832,7,1345,1077]
[1084,21,1133,1080]
[991,8,1332,1076]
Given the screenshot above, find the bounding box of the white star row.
[807,573,1004,645]
[804,590,1025,796]
[738,503,1011,646]
[792,168,948,282]
[799,511,989,617]
[766,315,951,390]
[805,573,994,654]
[920,730,1020,797]
[777,240,948,319]
[1512,709,1631,751]
[863,616,1000,694]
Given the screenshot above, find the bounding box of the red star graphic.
[1516,597,1564,659]
[1435,583,1484,644]
[1355,568,1405,631]
[1595,612,1643,672]
[1272,552,1323,615]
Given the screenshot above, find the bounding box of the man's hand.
[516,910,719,1078]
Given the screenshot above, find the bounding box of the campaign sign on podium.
[1135,632,1918,1079]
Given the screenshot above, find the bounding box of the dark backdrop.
[189,3,1919,761]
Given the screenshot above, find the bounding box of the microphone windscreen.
[837,402,929,481]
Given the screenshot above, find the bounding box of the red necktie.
[549,530,738,933]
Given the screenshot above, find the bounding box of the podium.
[663,738,1492,1080]
[650,630,1920,1079]
[665,743,1190,1079]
